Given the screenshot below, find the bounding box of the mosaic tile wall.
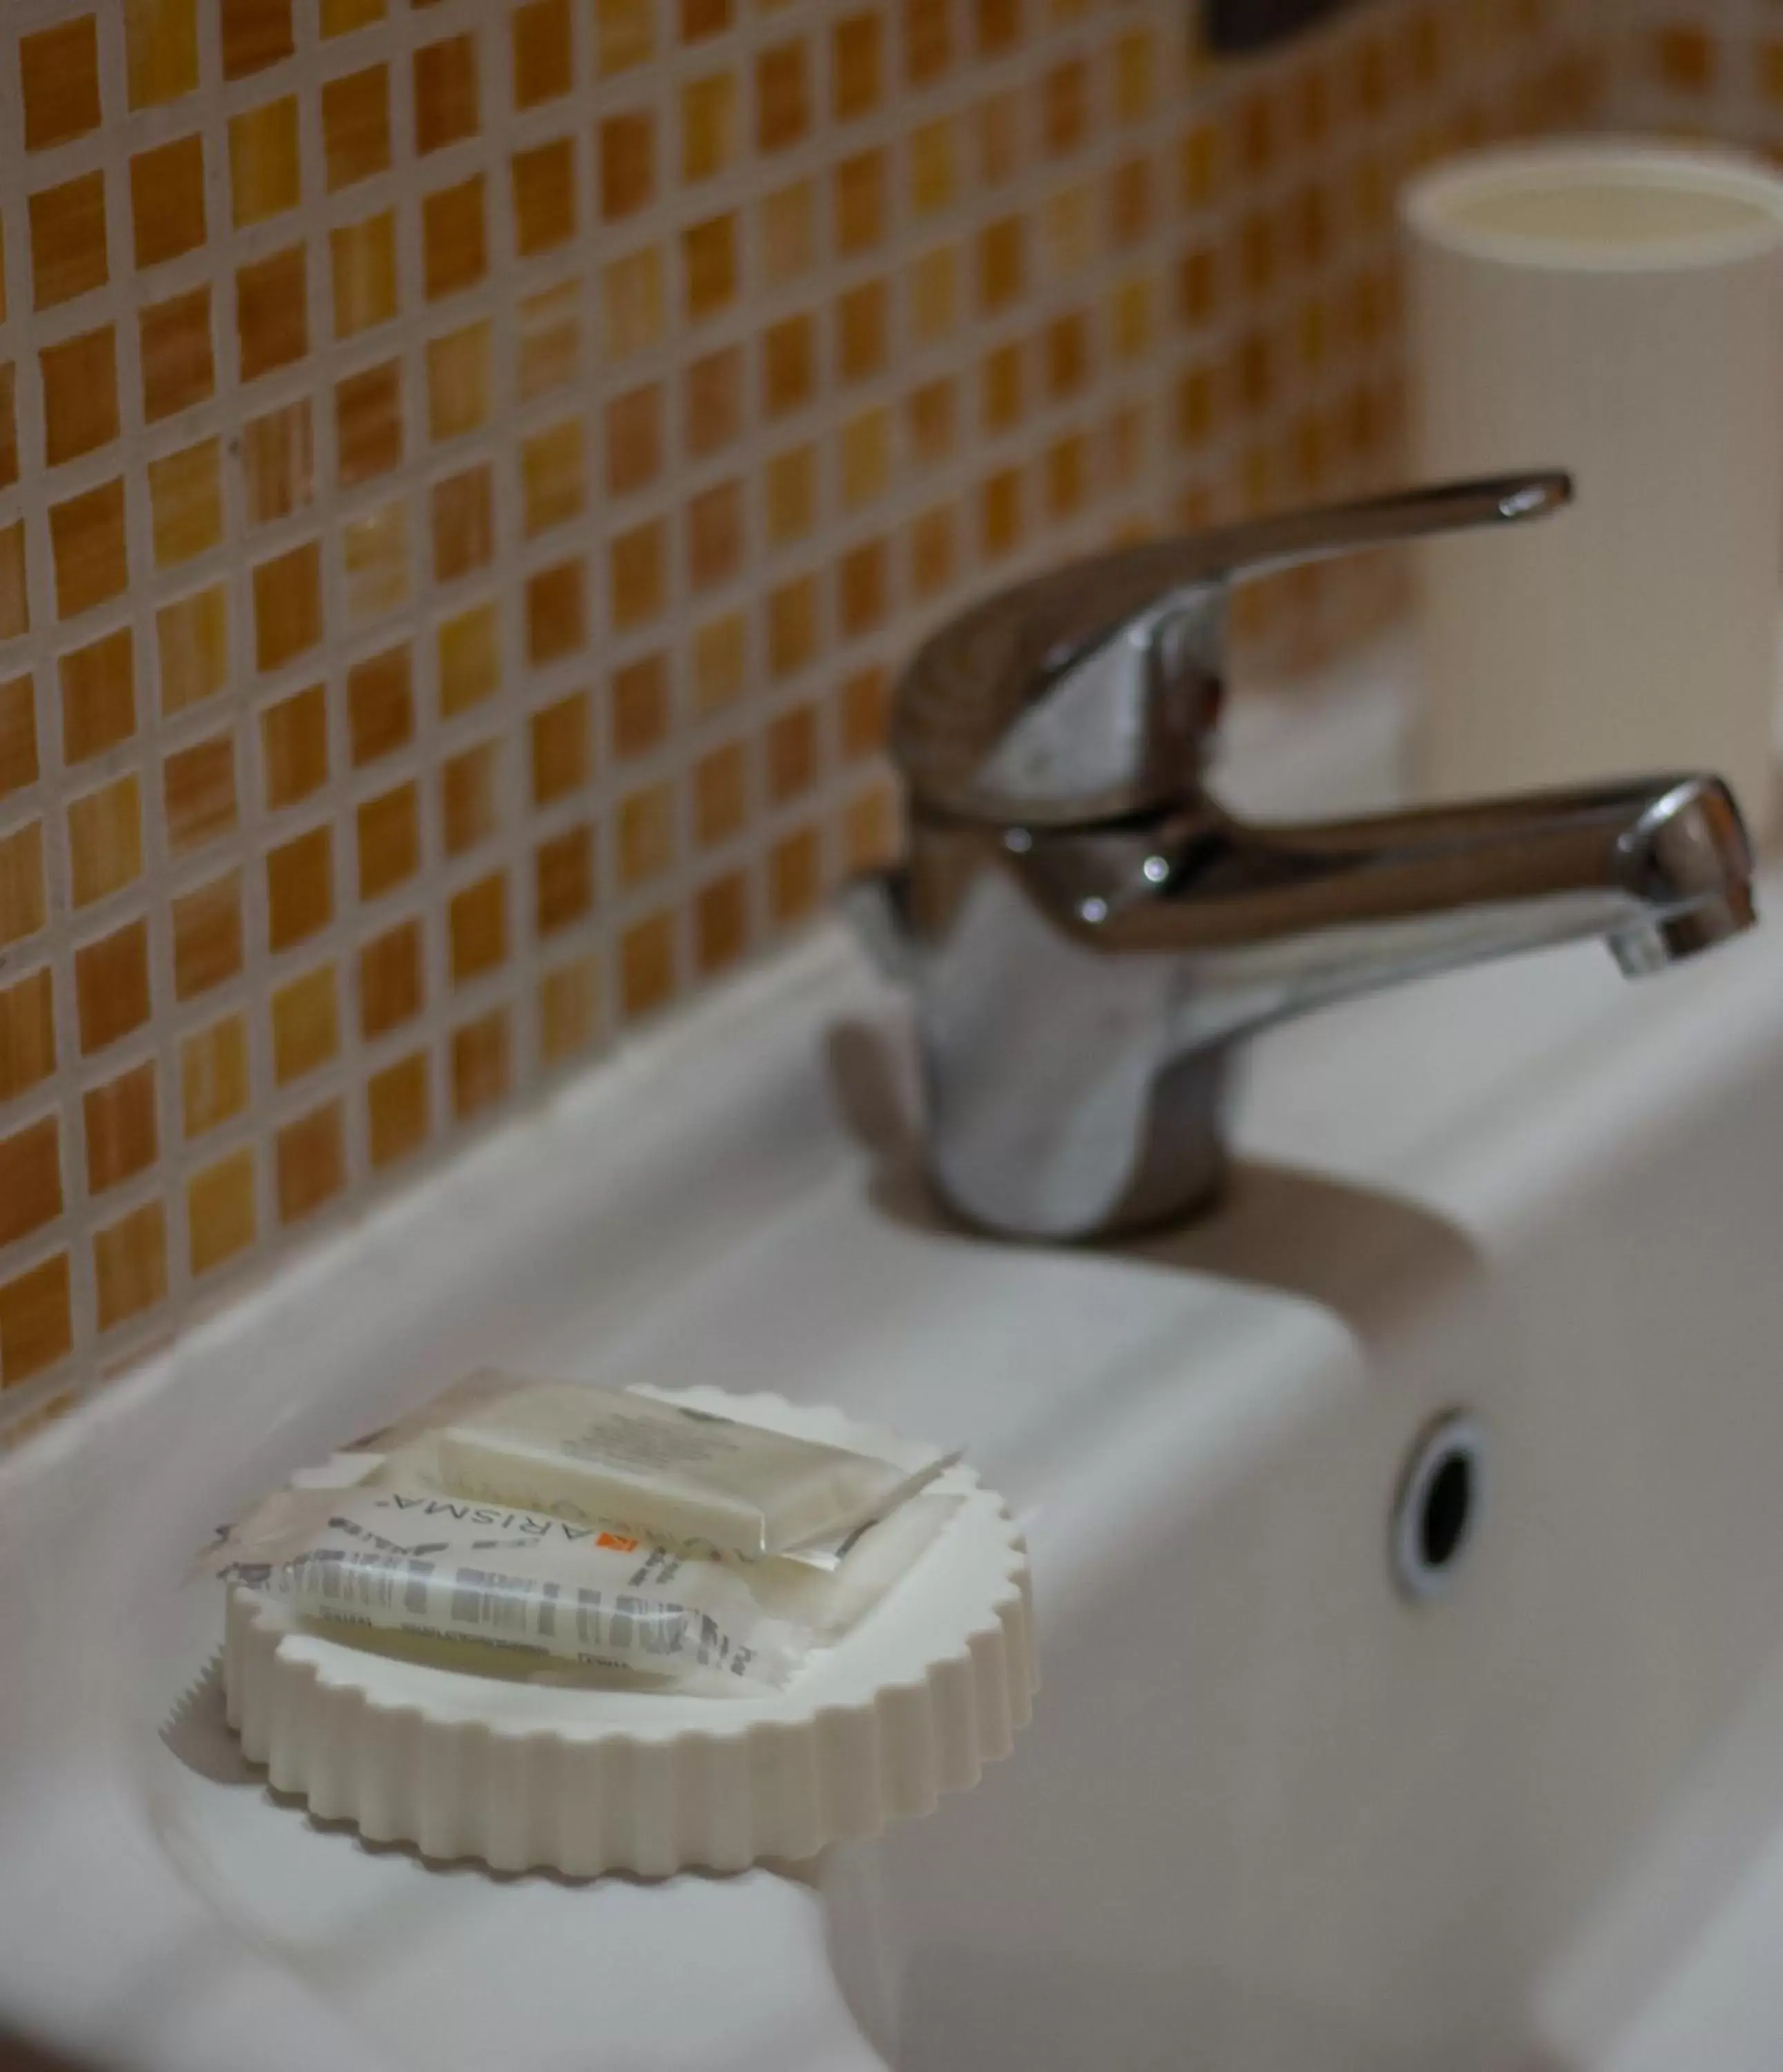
[1615,1,1783,146]
[0,0,1606,1438]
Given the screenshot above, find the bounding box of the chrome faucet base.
[851,477,1760,1243]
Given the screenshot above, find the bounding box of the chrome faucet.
[847,474,1758,1240]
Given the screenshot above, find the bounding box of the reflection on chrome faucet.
[845,475,1758,1242]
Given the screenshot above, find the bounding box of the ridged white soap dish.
[223,1388,1034,1878]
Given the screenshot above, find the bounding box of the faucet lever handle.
[1198,470,1571,584]
[892,472,1572,828]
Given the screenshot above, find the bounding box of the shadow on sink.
[0,2031,110,2071]
[892,1946,1571,2072]
[162,1658,258,1790]
[826,1018,1483,1351]
[823,1830,1586,2072]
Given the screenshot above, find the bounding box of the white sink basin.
[5,669,1783,2071]
[828,939,1783,2072]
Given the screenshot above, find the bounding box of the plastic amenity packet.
[746,1492,963,1641]
[220,1372,968,1685]
[434,1376,953,1559]
[202,1481,806,1692]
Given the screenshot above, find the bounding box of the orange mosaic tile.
[140,288,215,423]
[513,140,578,258]
[324,66,392,192]
[449,872,508,986]
[164,736,238,858]
[428,323,494,443]
[182,1015,250,1139]
[30,173,108,311]
[125,0,200,109]
[0,971,55,1107]
[230,98,302,228]
[441,740,500,857]
[236,244,309,381]
[171,872,242,1002]
[59,631,136,767]
[535,824,595,936]
[518,284,581,399]
[83,1062,158,1197]
[157,586,229,715]
[367,1051,428,1168]
[619,782,675,888]
[0,1254,73,1386]
[277,1102,346,1225]
[611,654,670,760]
[332,215,399,338]
[0,0,1609,1418]
[414,35,481,156]
[695,871,751,976]
[619,911,677,1021]
[94,1202,166,1334]
[221,0,293,80]
[320,0,383,39]
[187,1145,256,1276]
[452,1010,510,1122]
[271,963,338,1084]
[347,498,407,610]
[50,480,128,620]
[0,528,27,645]
[0,1115,64,1249]
[131,139,207,272]
[357,784,419,899]
[423,176,487,300]
[513,0,572,106]
[66,779,144,908]
[148,440,224,568]
[75,919,150,1055]
[360,921,425,1039]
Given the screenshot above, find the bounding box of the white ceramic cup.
[1403,140,1783,832]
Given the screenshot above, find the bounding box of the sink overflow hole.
[1391,1412,1485,1602]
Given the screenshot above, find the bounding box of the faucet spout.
[1033,772,1756,1045]
[888,771,1757,1240]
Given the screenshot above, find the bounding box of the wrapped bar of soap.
[204,1481,805,1691]
[436,1378,951,1558]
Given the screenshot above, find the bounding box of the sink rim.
[3,646,1782,2072]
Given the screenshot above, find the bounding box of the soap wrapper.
[747,1492,963,1640]
[202,1481,806,1692]
[434,1376,954,1559]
